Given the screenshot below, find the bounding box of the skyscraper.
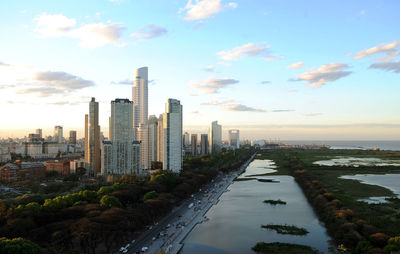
[132,67,149,169]
[102,99,141,176]
[162,99,182,173]
[209,121,222,154]
[54,126,63,143]
[69,130,77,144]
[148,115,158,164]
[191,134,198,155]
[200,134,209,155]
[85,97,101,176]
[229,129,240,149]
[183,132,190,147]
[157,114,164,163]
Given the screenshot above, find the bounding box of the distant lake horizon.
[280,140,400,151]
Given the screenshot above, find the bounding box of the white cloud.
[272,109,295,112]
[34,71,95,90]
[287,62,304,69]
[201,99,265,112]
[190,77,239,94]
[217,43,269,61]
[353,40,400,59]
[263,54,284,61]
[204,65,215,72]
[33,13,125,48]
[130,24,167,40]
[181,0,237,21]
[217,62,231,66]
[291,63,352,87]
[111,79,133,85]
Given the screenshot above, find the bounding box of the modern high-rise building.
[229,129,240,149]
[132,67,148,128]
[183,132,190,147]
[148,115,158,164]
[138,123,149,170]
[69,130,77,144]
[157,114,164,164]
[191,134,198,155]
[132,67,149,169]
[85,97,101,176]
[54,126,63,143]
[35,129,42,139]
[102,99,141,176]
[162,99,182,173]
[209,121,222,154]
[200,134,209,155]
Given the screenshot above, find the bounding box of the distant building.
[54,126,63,143]
[157,114,164,164]
[0,162,46,182]
[183,132,190,147]
[45,160,70,176]
[35,129,42,139]
[209,121,222,154]
[200,134,209,155]
[69,130,77,144]
[162,99,182,173]
[191,134,198,155]
[85,97,101,176]
[138,123,149,169]
[148,115,158,164]
[229,129,240,149]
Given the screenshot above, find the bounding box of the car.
[152,237,156,241]
[131,239,136,243]
[141,246,148,252]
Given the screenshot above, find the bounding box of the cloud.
[190,77,239,94]
[290,63,352,87]
[188,93,199,96]
[223,104,266,112]
[34,71,95,90]
[191,110,200,114]
[33,13,125,48]
[111,79,133,85]
[369,61,400,73]
[272,109,295,112]
[262,54,285,61]
[130,24,167,40]
[0,62,11,67]
[204,65,215,72]
[181,0,237,21]
[217,62,231,66]
[303,113,323,117]
[201,99,265,112]
[260,81,270,84]
[16,87,65,97]
[287,62,304,69]
[353,40,400,59]
[217,43,269,61]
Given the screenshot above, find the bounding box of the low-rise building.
[45,160,71,176]
[0,161,46,182]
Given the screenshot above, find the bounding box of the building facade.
[85,97,101,176]
[191,134,198,155]
[209,121,222,154]
[162,99,182,173]
[229,129,240,149]
[69,130,77,144]
[200,134,209,155]
[54,126,63,143]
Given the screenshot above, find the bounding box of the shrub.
[370,233,390,248]
[383,244,399,253]
[143,191,158,201]
[355,241,372,254]
[388,236,400,246]
[100,195,122,208]
[0,237,43,254]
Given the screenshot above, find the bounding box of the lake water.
[313,157,400,167]
[283,140,400,151]
[180,159,333,254]
[340,174,400,201]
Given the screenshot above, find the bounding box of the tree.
[76,167,86,176]
[99,195,122,208]
[143,191,158,201]
[0,237,43,254]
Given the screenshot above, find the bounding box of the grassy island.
[261,224,309,235]
[263,199,286,205]
[252,242,318,254]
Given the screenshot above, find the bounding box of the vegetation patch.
[261,224,309,235]
[263,199,286,205]
[252,242,318,254]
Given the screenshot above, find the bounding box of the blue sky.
[0,0,399,140]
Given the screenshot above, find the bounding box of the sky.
[0,0,399,140]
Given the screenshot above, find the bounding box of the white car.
[141,246,148,252]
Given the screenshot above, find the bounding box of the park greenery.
[261,224,309,235]
[263,199,286,205]
[252,242,319,254]
[257,148,400,253]
[0,148,253,254]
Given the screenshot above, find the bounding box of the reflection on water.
[314,157,400,167]
[340,174,400,202]
[180,160,333,254]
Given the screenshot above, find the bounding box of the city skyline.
[1,0,399,140]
